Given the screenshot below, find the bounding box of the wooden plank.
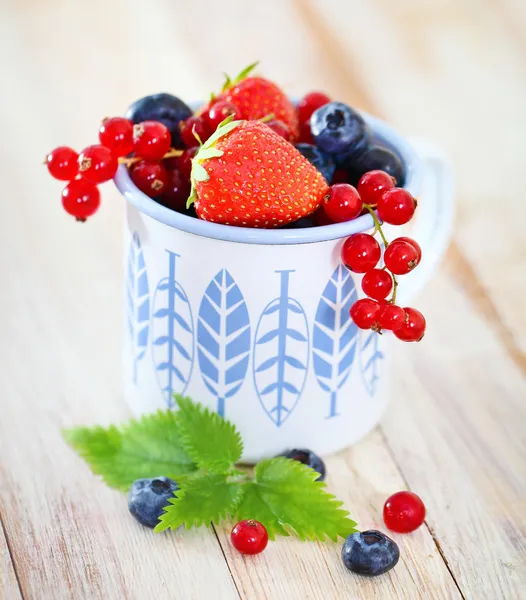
[0,520,22,600]
[214,430,461,600]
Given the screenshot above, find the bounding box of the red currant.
[394,307,426,342]
[350,298,380,329]
[61,180,100,221]
[99,117,134,157]
[361,269,393,300]
[313,207,334,226]
[266,120,291,141]
[331,169,349,185]
[174,146,198,181]
[341,233,381,273]
[297,91,331,125]
[358,170,395,208]
[323,184,362,222]
[298,122,314,144]
[133,121,171,161]
[395,237,422,263]
[78,144,118,184]
[377,188,417,225]
[377,303,406,332]
[179,116,210,147]
[384,238,420,275]
[230,520,268,555]
[383,491,426,533]
[203,101,242,132]
[46,146,79,181]
[161,169,191,212]
[131,160,168,197]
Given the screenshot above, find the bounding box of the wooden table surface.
[1,0,525,598]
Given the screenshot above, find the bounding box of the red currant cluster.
[45,118,179,221]
[322,170,425,342]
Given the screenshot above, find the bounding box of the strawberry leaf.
[234,458,358,541]
[155,472,243,532]
[63,411,197,491]
[175,395,243,473]
[192,163,210,182]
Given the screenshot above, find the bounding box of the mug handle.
[395,138,455,305]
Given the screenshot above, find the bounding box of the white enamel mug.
[114,111,454,463]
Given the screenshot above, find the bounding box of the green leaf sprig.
[65,396,357,541]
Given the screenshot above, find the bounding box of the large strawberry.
[188,118,328,228]
[211,63,299,141]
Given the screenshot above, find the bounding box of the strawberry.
[188,118,328,228]
[204,63,299,140]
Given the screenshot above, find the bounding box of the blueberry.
[341,530,400,576]
[346,145,404,187]
[310,102,371,159]
[281,216,317,229]
[280,449,326,481]
[295,143,336,183]
[126,93,192,148]
[128,477,178,528]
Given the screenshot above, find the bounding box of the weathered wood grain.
[0,519,22,600]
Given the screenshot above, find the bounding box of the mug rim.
[114,110,422,245]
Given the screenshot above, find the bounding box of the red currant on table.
[383,491,426,533]
[376,303,406,332]
[161,169,191,211]
[179,116,210,147]
[46,146,79,181]
[361,269,393,300]
[350,298,380,329]
[358,170,395,208]
[78,144,118,184]
[384,238,421,275]
[323,183,362,222]
[394,307,426,341]
[133,121,171,161]
[203,101,242,132]
[98,117,134,157]
[297,91,331,125]
[341,233,381,273]
[131,160,168,197]
[266,119,291,141]
[61,180,100,221]
[230,520,268,555]
[377,188,417,225]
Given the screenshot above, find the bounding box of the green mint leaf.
[174,395,243,473]
[235,458,358,541]
[63,410,197,491]
[155,472,242,532]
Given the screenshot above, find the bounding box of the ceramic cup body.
[115,112,454,462]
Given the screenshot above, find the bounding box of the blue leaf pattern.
[359,330,384,396]
[312,265,359,417]
[197,269,250,417]
[152,251,194,407]
[253,270,309,427]
[127,232,150,383]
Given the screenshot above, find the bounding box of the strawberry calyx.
[187,115,242,208]
[221,61,259,92]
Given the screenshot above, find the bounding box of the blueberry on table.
[310,102,370,159]
[295,143,336,184]
[128,477,178,528]
[347,145,404,187]
[280,449,326,481]
[126,93,193,148]
[342,530,400,576]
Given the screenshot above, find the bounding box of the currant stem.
[390,275,398,304]
[363,204,389,248]
[118,148,183,167]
